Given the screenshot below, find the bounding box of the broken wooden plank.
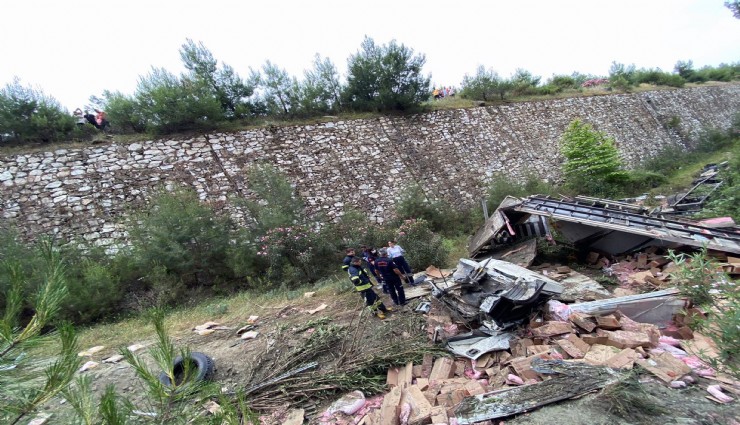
[605,348,639,369]
[431,406,449,424]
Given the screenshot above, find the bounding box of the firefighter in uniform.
[348,256,391,319]
[375,248,407,306]
[342,248,355,273]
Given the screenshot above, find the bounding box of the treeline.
[1,35,738,144]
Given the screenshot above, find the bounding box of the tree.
[560,119,627,196]
[510,68,541,96]
[252,61,301,117]
[461,66,500,101]
[342,36,430,112]
[1,240,81,425]
[128,188,234,293]
[726,1,740,19]
[179,39,257,119]
[299,54,343,115]
[135,67,223,134]
[0,78,74,144]
[102,90,147,133]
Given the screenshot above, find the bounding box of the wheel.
[158,352,215,387]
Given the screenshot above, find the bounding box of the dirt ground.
[35,283,740,425]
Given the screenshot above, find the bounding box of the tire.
[158,352,215,387]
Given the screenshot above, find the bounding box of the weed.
[668,248,739,378]
[598,373,667,421]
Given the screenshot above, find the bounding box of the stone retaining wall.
[1,84,738,248]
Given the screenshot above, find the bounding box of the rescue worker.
[342,248,355,273]
[361,245,387,293]
[348,256,390,319]
[375,248,407,306]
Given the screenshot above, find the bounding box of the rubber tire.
[158,352,215,387]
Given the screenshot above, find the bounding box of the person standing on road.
[375,248,407,306]
[387,240,414,285]
[348,256,391,319]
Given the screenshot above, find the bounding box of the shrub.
[128,188,234,294]
[395,184,472,236]
[703,145,740,221]
[0,78,75,145]
[58,250,123,324]
[254,224,337,287]
[560,119,627,197]
[668,249,739,378]
[395,218,450,270]
[485,173,557,212]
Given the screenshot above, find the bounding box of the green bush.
[621,170,668,193]
[703,145,740,221]
[58,246,123,324]
[485,173,557,212]
[396,218,449,270]
[395,184,473,237]
[128,188,235,294]
[560,119,627,197]
[0,78,75,145]
[254,223,338,287]
[668,249,739,378]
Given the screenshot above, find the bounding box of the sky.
[1,0,738,112]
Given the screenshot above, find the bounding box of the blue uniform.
[348,264,387,314]
[374,256,406,306]
[342,255,354,272]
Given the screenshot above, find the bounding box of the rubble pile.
[320,247,738,424]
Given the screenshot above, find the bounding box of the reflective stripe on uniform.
[354,283,372,291]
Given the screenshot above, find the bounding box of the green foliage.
[128,188,234,297]
[560,119,627,196]
[547,74,579,90]
[395,218,450,270]
[299,54,343,115]
[509,68,541,96]
[703,144,740,221]
[180,39,258,119]
[135,67,224,134]
[102,90,147,133]
[668,248,739,378]
[460,66,511,101]
[395,184,473,236]
[252,61,301,117]
[727,1,740,18]
[598,373,667,421]
[58,248,123,324]
[342,36,430,112]
[242,163,304,233]
[485,173,557,212]
[1,240,81,425]
[0,77,74,144]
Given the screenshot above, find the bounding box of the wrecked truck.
[431,257,563,329]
